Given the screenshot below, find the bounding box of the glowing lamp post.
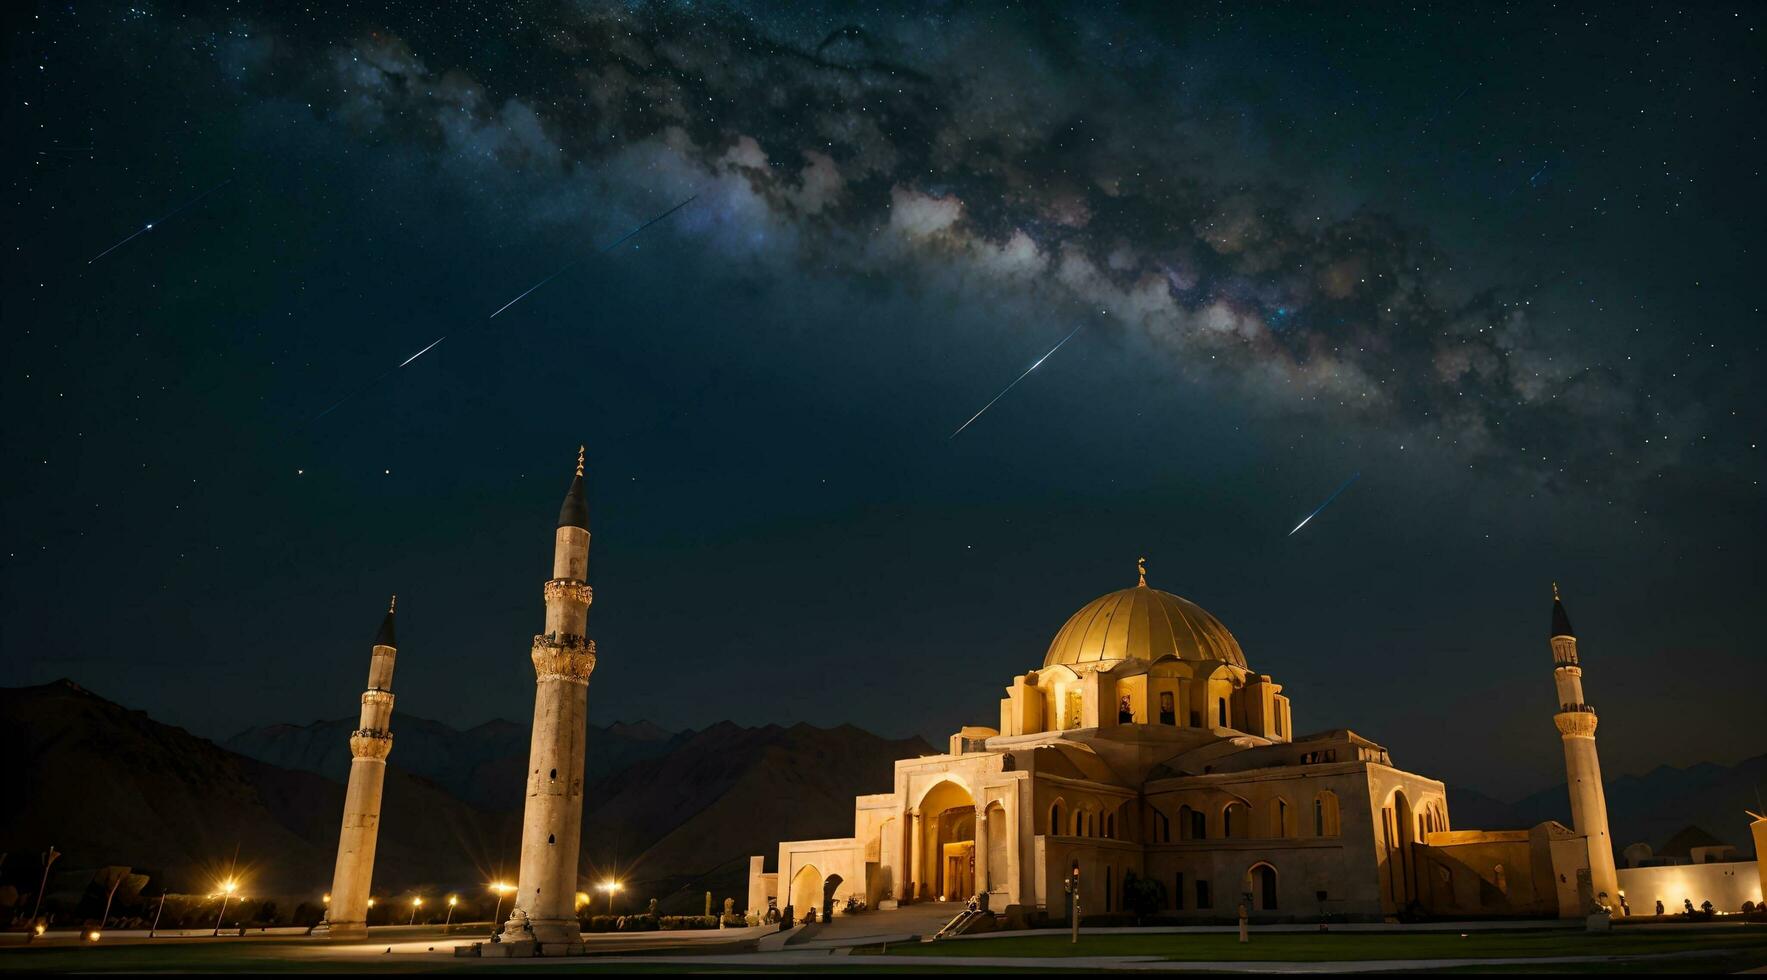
[211,879,238,937]
[409,896,423,926]
[444,895,458,930]
[597,879,623,915]
[489,882,513,937]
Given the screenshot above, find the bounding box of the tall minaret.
[503,447,596,949]
[322,597,399,940]
[1548,583,1619,907]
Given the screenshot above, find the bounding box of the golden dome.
[1043,574,1247,670]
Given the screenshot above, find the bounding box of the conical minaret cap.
[374,595,397,648]
[1550,582,1575,639]
[557,445,589,530]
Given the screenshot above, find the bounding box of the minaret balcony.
[349,730,393,760]
[531,634,597,682]
[1553,708,1599,737]
[544,579,593,606]
[361,689,394,706]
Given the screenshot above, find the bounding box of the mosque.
[752,561,1617,923]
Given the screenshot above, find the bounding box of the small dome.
[1043,579,1246,670]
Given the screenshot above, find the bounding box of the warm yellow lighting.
[575,892,590,908]
[413,896,423,907]
[597,879,623,893]
[34,924,46,936]
[367,898,376,909]
[322,892,332,905]
[86,930,102,942]
[448,896,458,907]
[221,879,238,896]
[490,881,513,895]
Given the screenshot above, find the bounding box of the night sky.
[4,2,1762,800]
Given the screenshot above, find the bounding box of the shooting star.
[1288,471,1361,536]
[89,177,234,265]
[950,324,1084,440]
[398,335,448,367]
[488,193,699,321]
[312,193,699,421]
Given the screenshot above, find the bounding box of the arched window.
[1273,798,1291,838]
[1191,807,1207,840]
[1049,801,1065,836]
[1104,812,1115,839]
[1224,802,1249,839]
[1154,809,1171,843]
[1217,697,1229,727]
[1159,691,1176,726]
[1313,791,1341,837]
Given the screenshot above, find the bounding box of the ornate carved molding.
[531,635,597,683]
[544,579,593,607]
[361,689,394,707]
[1554,709,1599,738]
[350,731,393,759]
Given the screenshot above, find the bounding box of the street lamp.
[212,879,238,937]
[488,882,513,937]
[409,896,423,926]
[444,895,458,931]
[597,879,623,915]
[29,845,61,928]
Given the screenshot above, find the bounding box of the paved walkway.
[491,946,1751,972]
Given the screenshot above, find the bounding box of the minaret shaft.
[1549,596,1619,907]
[324,604,397,941]
[505,461,595,949]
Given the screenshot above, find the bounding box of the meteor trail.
[949,324,1084,440]
[1288,471,1361,536]
[398,335,448,368]
[311,193,699,422]
[488,193,699,321]
[88,177,234,265]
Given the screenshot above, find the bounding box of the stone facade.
[755,568,1611,923]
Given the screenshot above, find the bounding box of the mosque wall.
[1617,861,1763,914]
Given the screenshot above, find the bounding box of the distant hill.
[4,680,932,913]
[1449,755,1767,856]
[227,711,935,911]
[0,680,515,897]
[223,712,680,812]
[577,720,936,910]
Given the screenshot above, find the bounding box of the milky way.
[204,2,1698,489]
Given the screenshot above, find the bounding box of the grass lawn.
[870,926,1767,963]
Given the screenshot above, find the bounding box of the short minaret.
[322,597,399,940]
[503,447,596,950]
[1549,583,1620,907]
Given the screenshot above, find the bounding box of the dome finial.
[1552,581,1561,602]
[576,445,585,477]
[389,594,397,613]
[1137,556,1147,587]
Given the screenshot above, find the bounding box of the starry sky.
[4,2,1762,799]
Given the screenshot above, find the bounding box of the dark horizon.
[4,2,1762,805]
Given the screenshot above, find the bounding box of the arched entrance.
[789,864,822,916]
[916,780,976,901]
[1247,862,1278,910]
[1385,790,1417,910]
